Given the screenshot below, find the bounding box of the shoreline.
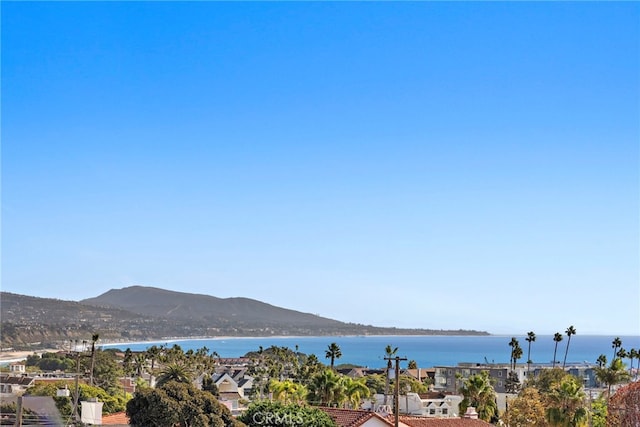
[98,333,497,350]
[0,348,60,364]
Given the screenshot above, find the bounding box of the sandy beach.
[0,349,59,364]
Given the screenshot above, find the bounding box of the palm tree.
[595,358,630,398]
[611,337,622,361]
[133,352,146,377]
[508,337,520,371]
[155,362,194,388]
[545,375,588,426]
[459,370,498,422]
[552,333,563,367]
[617,348,628,362]
[325,342,342,370]
[562,326,576,369]
[308,368,342,406]
[629,349,638,377]
[270,379,307,404]
[342,376,370,409]
[513,345,523,369]
[383,345,398,406]
[596,354,607,368]
[89,333,99,386]
[525,331,536,375]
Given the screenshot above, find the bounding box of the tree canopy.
[126,380,244,427]
[238,401,336,427]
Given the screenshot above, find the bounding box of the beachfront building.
[433,364,527,394]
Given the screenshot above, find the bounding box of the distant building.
[363,392,463,418]
[0,374,35,396]
[433,364,527,393]
[9,363,26,374]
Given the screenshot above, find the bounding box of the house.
[211,368,254,411]
[9,362,26,374]
[404,368,435,384]
[0,374,35,396]
[362,392,462,417]
[337,367,368,378]
[317,407,492,427]
[318,407,395,427]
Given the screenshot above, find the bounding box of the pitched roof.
[398,416,492,427]
[101,411,130,426]
[318,407,394,427]
[0,374,35,386]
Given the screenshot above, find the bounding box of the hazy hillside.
[1,287,489,350]
[80,286,344,326]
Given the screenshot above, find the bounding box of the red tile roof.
[101,411,130,426]
[398,416,492,427]
[318,407,394,427]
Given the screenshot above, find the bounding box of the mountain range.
[1,286,488,350]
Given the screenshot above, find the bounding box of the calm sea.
[102,335,640,369]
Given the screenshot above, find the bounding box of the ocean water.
[102,334,640,369]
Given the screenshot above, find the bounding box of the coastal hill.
[80,286,344,327]
[1,286,488,350]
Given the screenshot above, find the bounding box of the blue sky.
[2,2,638,335]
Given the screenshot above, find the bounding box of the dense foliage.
[26,381,128,417]
[238,401,336,427]
[459,370,498,422]
[126,380,244,427]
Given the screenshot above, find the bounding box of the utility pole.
[385,355,407,427]
[15,396,23,427]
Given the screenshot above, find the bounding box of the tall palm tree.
[611,337,622,361]
[629,349,638,377]
[89,333,99,386]
[383,345,398,406]
[552,333,563,367]
[562,326,576,369]
[617,348,628,362]
[325,342,342,370]
[508,337,520,371]
[525,331,536,375]
[513,345,523,370]
[596,354,607,368]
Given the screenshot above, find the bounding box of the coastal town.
[3,1,638,425]
[1,332,638,426]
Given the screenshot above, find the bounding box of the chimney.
[463,407,479,419]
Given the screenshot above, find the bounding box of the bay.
[103,334,640,369]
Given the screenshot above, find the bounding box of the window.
[448,370,452,375]
[497,371,502,377]
[498,381,503,387]
[442,408,448,415]
[429,409,436,415]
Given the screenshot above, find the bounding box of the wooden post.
[385,356,407,427]
[15,395,23,427]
